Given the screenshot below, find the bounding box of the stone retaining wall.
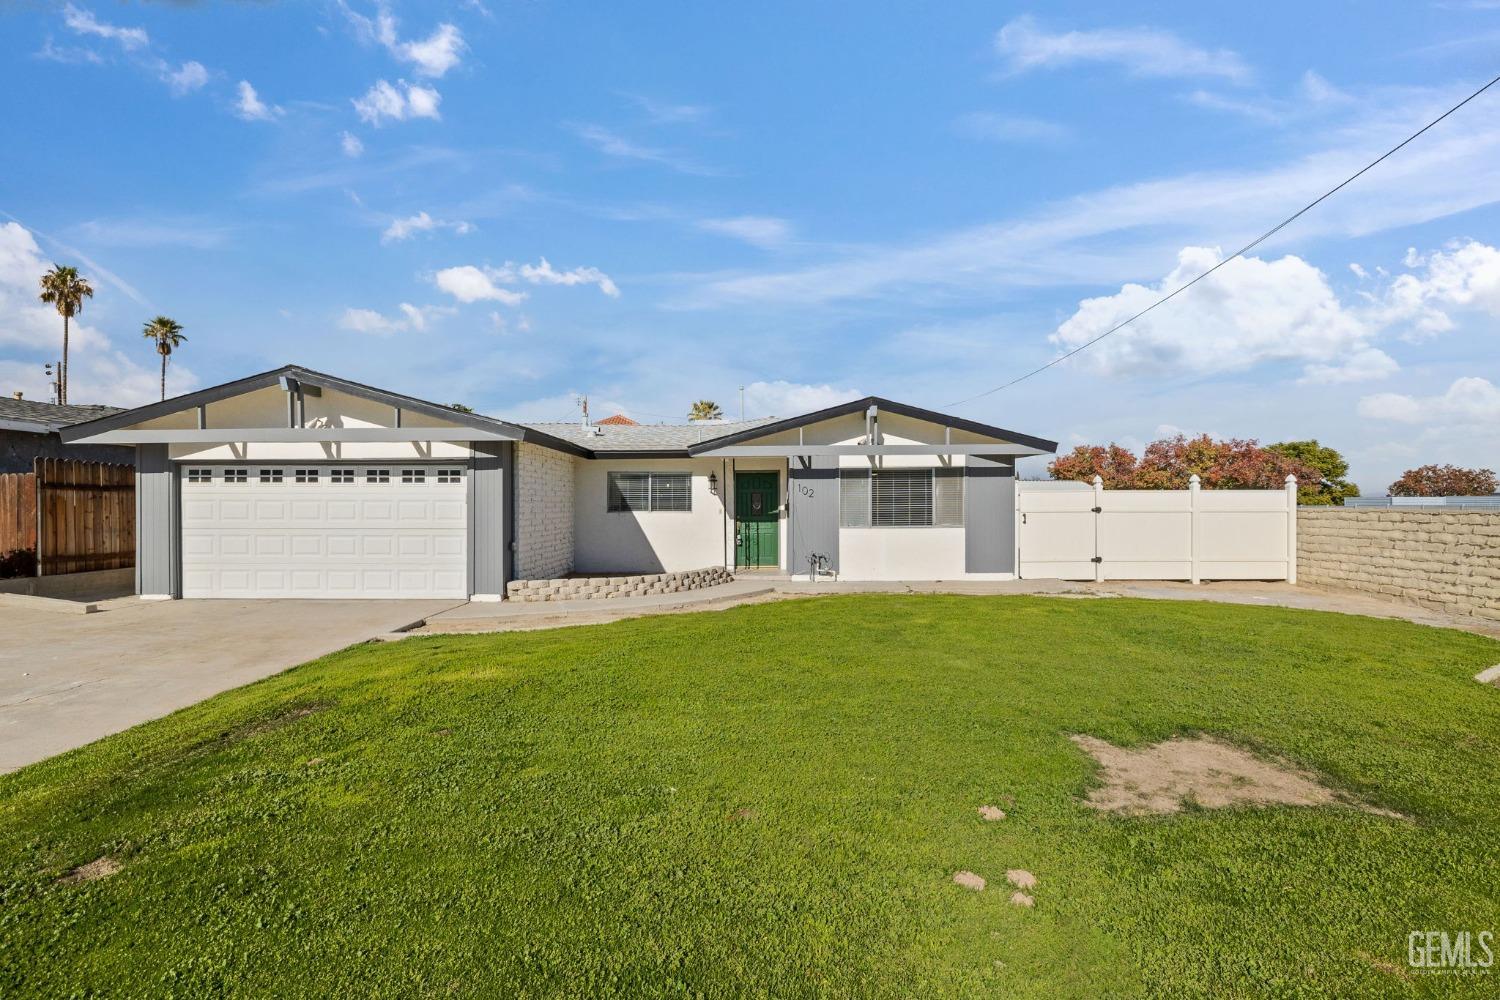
[506,565,733,602]
[1297,508,1500,622]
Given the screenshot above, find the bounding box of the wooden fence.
[0,459,135,577]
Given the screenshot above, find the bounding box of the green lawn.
[3,596,1498,999]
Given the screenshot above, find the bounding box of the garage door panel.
[181,465,467,599]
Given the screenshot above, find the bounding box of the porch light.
[707,471,719,495]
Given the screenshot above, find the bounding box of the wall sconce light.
[707,471,719,495]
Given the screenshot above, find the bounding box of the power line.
[945,71,1500,407]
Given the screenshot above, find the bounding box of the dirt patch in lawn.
[1071,734,1401,818]
[227,702,330,743]
[58,856,121,885]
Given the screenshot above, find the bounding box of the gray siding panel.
[788,455,839,575]
[471,441,513,595]
[965,455,1015,573]
[135,444,179,596]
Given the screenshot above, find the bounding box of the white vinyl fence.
[1016,475,1297,583]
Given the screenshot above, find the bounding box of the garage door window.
[402,469,427,484]
[294,468,319,483]
[225,468,248,483]
[366,469,391,484]
[437,469,463,484]
[259,468,283,483]
[331,469,354,484]
[187,468,211,483]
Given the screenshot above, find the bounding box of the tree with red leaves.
[1048,434,1319,490]
[1388,464,1498,497]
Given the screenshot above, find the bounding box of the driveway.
[0,598,460,773]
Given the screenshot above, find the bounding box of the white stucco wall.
[574,458,733,574]
[515,442,576,579]
[838,528,967,580]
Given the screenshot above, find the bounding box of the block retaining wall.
[506,565,733,602]
[1297,508,1500,622]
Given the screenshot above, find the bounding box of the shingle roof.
[0,397,123,432]
[521,417,780,453]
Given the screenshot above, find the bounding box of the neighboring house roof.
[523,417,779,456]
[595,413,638,426]
[0,397,123,435]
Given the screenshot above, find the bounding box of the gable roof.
[58,364,590,456]
[682,396,1057,455]
[0,397,123,435]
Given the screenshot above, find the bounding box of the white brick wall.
[515,443,576,580]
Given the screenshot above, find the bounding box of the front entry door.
[735,472,780,568]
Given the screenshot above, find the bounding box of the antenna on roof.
[577,393,590,429]
[739,385,744,422]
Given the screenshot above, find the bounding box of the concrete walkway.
[418,578,1500,639]
[0,598,460,773]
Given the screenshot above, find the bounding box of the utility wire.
[946,72,1500,407]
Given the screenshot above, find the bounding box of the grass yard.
[2,595,1499,998]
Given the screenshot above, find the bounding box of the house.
[59,365,1056,600]
[0,394,131,473]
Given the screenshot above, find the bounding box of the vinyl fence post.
[1285,474,1298,584]
[1188,474,1201,585]
[1092,474,1105,583]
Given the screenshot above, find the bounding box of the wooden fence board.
[34,458,135,576]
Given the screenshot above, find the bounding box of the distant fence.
[1017,475,1297,583]
[1343,495,1500,510]
[0,459,135,578]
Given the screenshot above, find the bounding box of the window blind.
[872,469,932,526]
[607,472,650,512]
[650,473,691,511]
[839,467,963,527]
[608,472,691,512]
[934,468,964,526]
[839,470,870,527]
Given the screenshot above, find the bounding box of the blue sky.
[2,1,1499,493]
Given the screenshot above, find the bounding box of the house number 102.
[796,483,816,497]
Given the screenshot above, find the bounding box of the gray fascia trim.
[583,449,693,459]
[59,363,544,446]
[72,428,521,444]
[695,443,1049,457]
[685,395,1058,455]
[516,427,592,459]
[0,418,55,434]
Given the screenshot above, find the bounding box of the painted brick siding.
[1297,508,1500,622]
[515,443,575,580]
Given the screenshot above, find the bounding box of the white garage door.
[181,464,467,598]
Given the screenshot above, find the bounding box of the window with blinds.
[608,472,692,512]
[839,468,963,527]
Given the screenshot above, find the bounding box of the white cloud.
[235,80,281,121]
[1358,377,1500,425]
[623,93,710,124]
[36,37,105,65]
[516,258,620,297]
[433,259,620,303]
[953,112,1071,144]
[742,380,860,417]
[338,302,451,334]
[1298,347,1399,385]
[352,79,441,125]
[0,221,194,406]
[697,216,794,249]
[62,4,148,51]
[567,123,715,175]
[1373,240,1500,336]
[340,131,364,158]
[395,22,465,78]
[380,211,474,244]
[1050,246,1371,378]
[340,3,466,78]
[164,60,208,96]
[995,16,1250,82]
[432,265,527,305]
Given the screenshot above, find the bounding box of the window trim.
[607,471,693,513]
[839,467,963,528]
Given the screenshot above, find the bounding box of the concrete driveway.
[0,598,460,773]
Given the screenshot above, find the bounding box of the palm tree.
[142,316,187,401]
[38,265,94,404]
[688,399,723,421]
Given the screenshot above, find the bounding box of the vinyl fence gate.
[1016,475,1298,583]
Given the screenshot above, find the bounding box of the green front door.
[734,472,780,568]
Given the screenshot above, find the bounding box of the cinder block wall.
[514,443,575,580]
[1297,508,1500,621]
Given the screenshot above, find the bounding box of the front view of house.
[60,365,1057,599]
